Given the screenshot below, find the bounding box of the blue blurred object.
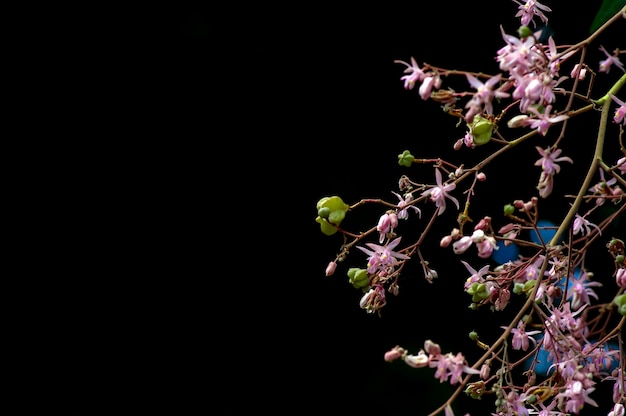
[525,334,621,376]
[491,239,520,264]
[530,219,558,245]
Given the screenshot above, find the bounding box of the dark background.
[190,2,624,415]
[41,2,624,415]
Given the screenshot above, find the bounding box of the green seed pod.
[397,150,415,167]
[348,268,370,289]
[517,25,533,38]
[470,116,494,146]
[315,196,350,236]
[503,204,515,216]
[614,294,626,315]
[318,207,331,218]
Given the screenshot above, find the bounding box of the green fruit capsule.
[470,116,494,146]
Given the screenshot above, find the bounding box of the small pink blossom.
[394,57,425,90]
[421,168,460,215]
[527,105,569,136]
[616,268,626,288]
[513,0,552,27]
[464,73,510,121]
[610,94,626,126]
[572,213,601,236]
[503,319,542,351]
[617,157,626,174]
[599,45,625,74]
[534,145,573,175]
[392,191,421,220]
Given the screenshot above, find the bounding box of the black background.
[186,2,624,415]
[42,2,625,415]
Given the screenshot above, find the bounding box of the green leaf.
[589,0,626,33]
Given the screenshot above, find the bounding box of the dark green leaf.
[590,0,626,33]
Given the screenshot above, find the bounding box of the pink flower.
[464,73,510,121]
[572,213,601,236]
[394,57,425,90]
[357,236,411,274]
[513,0,552,27]
[599,45,625,74]
[503,319,541,351]
[618,157,626,174]
[392,191,421,220]
[526,105,569,136]
[534,146,573,175]
[610,94,626,126]
[421,168,460,215]
[460,260,491,290]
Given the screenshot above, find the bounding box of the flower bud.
[325,261,337,276]
[384,346,405,362]
[507,114,528,128]
[424,340,441,355]
[570,63,587,80]
[404,352,429,368]
[440,235,453,247]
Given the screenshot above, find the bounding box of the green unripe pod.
[397,150,415,167]
[318,207,330,218]
[315,196,350,236]
[467,282,490,302]
[348,268,370,289]
[503,204,515,216]
[517,25,533,38]
[470,115,494,146]
[614,294,626,316]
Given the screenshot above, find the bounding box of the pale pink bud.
[480,363,490,380]
[476,172,486,181]
[325,261,337,276]
[608,403,624,416]
[476,237,497,258]
[474,217,490,231]
[570,63,587,80]
[507,114,528,128]
[419,76,435,100]
[404,352,429,368]
[470,229,485,242]
[424,340,441,355]
[377,213,392,233]
[453,138,464,150]
[524,78,542,101]
[384,346,405,362]
[440,235,453,247]
[453,236,473,254]
[389,212,399,228]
